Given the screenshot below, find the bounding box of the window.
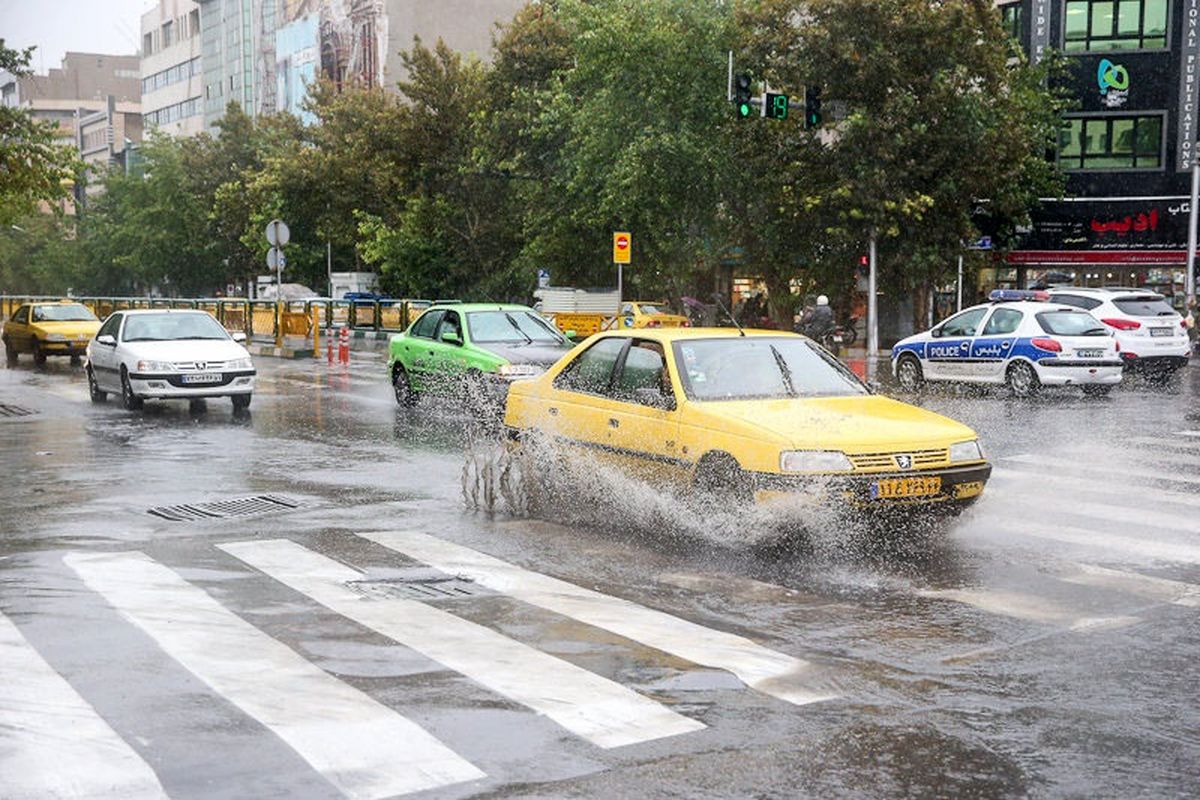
[467,311,564,344]
[554,337,626,395]
[1112,295,1176,316]
[12,306,29,324]
[189,9,200,38]
[614,341,670,404]
[999,2,1023,41]
[1036,311,1109,335]
[938,308,988,337]
[435,310,462,341]
[161,21,174,48]
[982,308,1024,335]
[1064,0,1168,51]
[410,309,444,339]
[97,314,121,339]
[143,32,153,55]
[672,338,866,401]
[1050,293,1103,310]
[1058,115,1162,170]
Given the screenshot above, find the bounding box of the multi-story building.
[996,0,1194,308]
[197,0,526,129]
[0,52,142,209]
[140,0,205,136]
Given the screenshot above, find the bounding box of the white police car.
[892,290,1123,397]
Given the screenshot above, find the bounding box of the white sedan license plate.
[182,373,222,384]
[1149,328,1172,337]
[1077,349,1104,358]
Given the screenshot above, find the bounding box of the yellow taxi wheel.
[32,342,46,367]
[694,454,752,504]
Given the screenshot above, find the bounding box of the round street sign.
[266,247,286,269]
[265,219,290,247]
[613,231,631,265]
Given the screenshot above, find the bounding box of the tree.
[0,41,80,225]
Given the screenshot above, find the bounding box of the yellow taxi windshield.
[672,337,867,401]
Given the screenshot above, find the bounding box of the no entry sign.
[613,232,631,265]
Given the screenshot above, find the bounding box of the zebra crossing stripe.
[219,539,704,748]
[63,551,484,799]
[989,469,1200,510]
[0,610,168,800]
[1057,563,1200,608]
[359,531,837,707]
[986,485,1198,535]
[1001,522,1200,564]
[1002,454,1200,486]
[1177,431,1200,438]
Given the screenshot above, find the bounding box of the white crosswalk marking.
[986,485,1198,535]
[1001,522,1200,564]
[220,539,704,748]
[1177,431,1200,438]
[0,610,168,800]
[360,531,837,707]
[914,587,1135,628]
[64,551,484,799]
[1057,564,1200,608]
[1003,453,1200,486]
[990,468,1200,510]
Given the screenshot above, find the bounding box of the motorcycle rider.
[801,295,836,342]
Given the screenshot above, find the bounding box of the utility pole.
[957,254,964,312]
[867,230,878,384]
[1187,160,1198,310]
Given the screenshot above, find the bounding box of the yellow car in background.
[617,301,690,329]
[504,328,990,513]
[3,301,101,366]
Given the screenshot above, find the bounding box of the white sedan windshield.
[122,314,230,342]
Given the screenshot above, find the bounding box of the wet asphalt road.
[1,346,1199,800]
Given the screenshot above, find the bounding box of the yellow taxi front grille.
[848,448,949,472]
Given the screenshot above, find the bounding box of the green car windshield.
[467,311,564,344]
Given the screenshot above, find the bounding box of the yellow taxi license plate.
[871,476,942,500]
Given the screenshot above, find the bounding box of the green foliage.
[0,40,81,226]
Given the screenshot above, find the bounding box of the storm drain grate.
[0,403,36,418]
[347,575,485,602]
[147,494,304,522]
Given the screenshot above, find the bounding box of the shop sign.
[1097,59,1129,108]
[1179,0,1200,170]
[1015,199,1189,251]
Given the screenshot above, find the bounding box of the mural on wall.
[276,0,388,119]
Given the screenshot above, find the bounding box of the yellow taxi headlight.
[949,440,984,463]
[780,450,853,474]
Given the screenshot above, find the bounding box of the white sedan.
[86,309,256,411]
[891,290,1123,397]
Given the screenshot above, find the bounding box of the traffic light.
[734,73,753,120]
[764,92,789,120]
[804,85,822,129]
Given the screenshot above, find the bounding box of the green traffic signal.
[734,73,752,120]
[738,102,751,118]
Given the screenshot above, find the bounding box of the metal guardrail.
[0,295,432,337]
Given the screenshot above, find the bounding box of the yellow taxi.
[3,301,101,366]
[504,328,990,512]
[617,301,690,329]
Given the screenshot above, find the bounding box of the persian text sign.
[1031,0,1051,64]
[1180,0,1200,170]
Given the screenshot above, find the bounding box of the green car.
[388,303,575,409]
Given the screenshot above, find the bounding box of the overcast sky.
[1,0,156,72]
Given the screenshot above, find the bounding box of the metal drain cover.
[0,403,36,418]
[147,494,303,522]
[347,573,485,601]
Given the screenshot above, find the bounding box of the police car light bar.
[989,289,1050,302]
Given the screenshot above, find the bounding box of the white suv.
[1045,288,1190,376]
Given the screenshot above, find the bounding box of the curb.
[248,344,316,360]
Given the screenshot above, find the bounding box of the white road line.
[990,469,1200,510]
[1177,431,1200,438]
[64,551,483,799]
[1002,522,1200,564]
[914,587,1113,626]
[0,611,168,800]
[220,539,703,749]
[985,485,1199,535]
[1002,453,1200,487]
[1057,563,1200,608]
[360,531,837,707]
[1125,436,1200,452]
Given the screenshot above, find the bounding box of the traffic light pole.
[867,230,879,385]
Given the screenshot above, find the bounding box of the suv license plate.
[871,476,942,500]
[182,373,222,384]
[1150,328,1172,337]
[1077,349,1104,358]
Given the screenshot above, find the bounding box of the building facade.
[197,0,526,129]
[141,0,205,136]
[0,53,142,210]
[998,0,1193,308]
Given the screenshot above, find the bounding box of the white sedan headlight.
[136,360,174,372]
[780,450,853,474]
[497,363,543,378]
[949,440,984,463]
[227,358,253,370]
